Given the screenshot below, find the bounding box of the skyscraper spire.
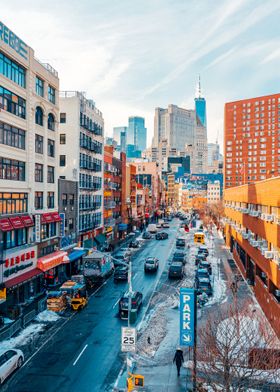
[195,74,203,98]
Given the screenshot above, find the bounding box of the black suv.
[119,291,143,319]
[142,231,152,239]
[176,238,185,248]
[156,232,168,240]
[198,260,212,275]
[173,251,186,265]
[168,262,184,279]
[114,266,128,282]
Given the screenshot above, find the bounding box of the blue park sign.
[180,288,195,347]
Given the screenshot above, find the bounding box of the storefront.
[37,250,69,288]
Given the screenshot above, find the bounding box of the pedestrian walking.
[173,347,184,376]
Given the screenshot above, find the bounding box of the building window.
[48,85,55,104]
[0,192,28,214]
[62,193,67,206]
[60,134,66,144]
[35,76,44,97]
[47,113,55,131]
[60,113,66,123]
[47,192,54,208]
[0,52,26,88]
[35,106,44,126]
[35,134,43,154]
[69,218,74,230]
[41,222,57,240]
[35,163,43,182]
[4,228,27,250]
[0,158,25,181]
[47,139,55,157]
[60,155,66,166]
[0,121,25,150]
[35,191,43,209]
[0,86,26,119]
[47,166,55,183]
[69,194,74,205]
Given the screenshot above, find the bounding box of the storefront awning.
[41,213,54,224]
[94,234,106,245]
[68,249,87,262]
[5,268,43,289]
[21,215,34,227]
[9,216,24,229]
[0,218,13,232]
[37,251,69,272]
[51,212,62,222]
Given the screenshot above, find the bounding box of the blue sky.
[2,0,280,148]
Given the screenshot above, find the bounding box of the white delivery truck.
[147,224,157,233]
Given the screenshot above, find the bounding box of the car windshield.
[199,281,210,288]
[170,266,181,272]
[146,259,155,264]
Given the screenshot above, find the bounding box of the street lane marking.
[112,298,120,309]
[133,272,138,280]
[73,344,88,366]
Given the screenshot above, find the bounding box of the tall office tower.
[120,130,127,153]
[194,118,208,173]
[127,116,147,152]
[113,126,127,146]
[224,93,280,188]
[194,75,207,127]
[59,91,104,246]
[153,105,195,150]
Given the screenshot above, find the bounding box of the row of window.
[3,228,27,250]
[34,191,54,209]
[80,113,103,136]
[61,193,75,206]
[35,77,56,104]
[79,212,102,232]
[0,193,28,214]
[79,174,102,190]
[0,86,26,119]
[0,52,26,88]
[0,157,25,181]
[0,121,25,150]
[80,132,103,154]
[35,134,55,156]
[35,164,55,183]
[79,194,102,210]
[35,106,55,130]
[79,153,102,171]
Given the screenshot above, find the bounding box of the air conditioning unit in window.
[273,252,280,264]
[261,247,269,256]
[260,213,267,220]
[275,217,280,225]
[274,289,280,297]
[242,208,249,214]
[264,251,274,259]
[242,232,249,239]
[250,240,259,247]
[265,214,274,222]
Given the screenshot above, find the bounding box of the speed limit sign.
[121,327,136,352]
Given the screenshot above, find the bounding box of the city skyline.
[2,0,280,149]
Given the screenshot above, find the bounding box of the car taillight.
[132,301,137,305]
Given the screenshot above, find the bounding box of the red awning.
[37,251,69,272]
[5,268,43,289]
[51,212,62,222]
[0,218,13,232]
[21,215,34,227]
[9,216,24,229]
[41,213,54,224]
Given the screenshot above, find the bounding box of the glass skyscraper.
[127,116,147,152]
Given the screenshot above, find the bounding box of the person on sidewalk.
[173,347,184,376]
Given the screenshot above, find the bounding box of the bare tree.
[197,303,280,391]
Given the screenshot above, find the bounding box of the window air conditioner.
[264,251,273,259]
[265,214,274,222]
[250,240,258,247]
[275,290,280,297]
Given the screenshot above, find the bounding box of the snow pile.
[0,323,45,351]
[35,309,60,323]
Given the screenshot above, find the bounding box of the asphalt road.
[5,220,180,392]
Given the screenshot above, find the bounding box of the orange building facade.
[224,177,280,336]
[224,93,280,189]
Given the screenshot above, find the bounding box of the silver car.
[0,348,24,384]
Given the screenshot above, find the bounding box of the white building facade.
[207,181,221,204]
[58,92,104,248]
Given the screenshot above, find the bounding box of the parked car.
[142,231,152,239]
[173,251,186,265]
[129,239,140,248]
[162,222,170,228]
[113,252,129,266]
[144,257,159,272]
[195,268,210,281]
[198,260,212,275]
[176,237,186,248]
[147,224,157,233]
[0,349,24,385]
[155,232,168,240]
[198,245,209,257]
[168,262,184,279]
[114,266,128,282]
[195,277,213,296]
[195,253,207,265]
[119,291,143,319]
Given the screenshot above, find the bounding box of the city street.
[2,220,180,392]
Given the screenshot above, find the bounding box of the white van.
[147,224,157,233]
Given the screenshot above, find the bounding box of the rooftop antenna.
[195,74,202,98]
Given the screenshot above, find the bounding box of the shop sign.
[0,22,28,60]
[35,214,41,243]
[60,213,65,237]
[3,246,37,282]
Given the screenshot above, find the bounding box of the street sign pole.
[193,289,197,392]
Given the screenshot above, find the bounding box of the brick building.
[224,93,280,189]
